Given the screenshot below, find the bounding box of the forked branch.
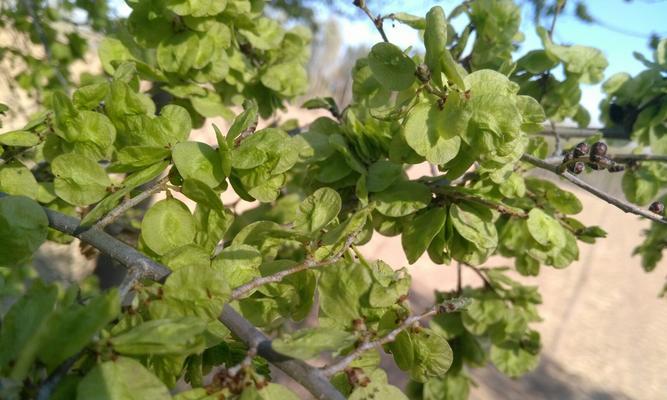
[321,297,471,377]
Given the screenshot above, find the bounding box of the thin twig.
[92,175,169,229]
[549,120,562,157]
[23,0,69,90]
[543,153,667,167]
[36,352,83,400]
[230,234,357,301]
[456,262,462,295]
[353,0,389,42]
[320,297,471,377]
[548,1,564,38]
[536,126,629,139]
[521,154,667,225]
[432,186,527,218]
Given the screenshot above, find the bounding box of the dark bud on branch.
[573,142,589,158]
[649,201,664,216]
[416,63,431,83]
[568,161,585,175]
[589,141,608,162]
[608,164,625,173]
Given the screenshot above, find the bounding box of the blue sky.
[112,0,666,125]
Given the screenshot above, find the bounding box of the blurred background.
[1,1,667,399]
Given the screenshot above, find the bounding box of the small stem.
[432,186,527,218]
[229,232,358,301]
[548,0,564,39]
[321,297,470,377]
[92,175,169,229]
[353,0,389,43]
[36,352,83,400]
[550,120,562,157]
[456,262,462,295]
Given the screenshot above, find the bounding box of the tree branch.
[353,0,389,43]
[219,306,345,400]
[320,297,471,377]
[536,126,630,140]
[521,154,667,225]
[0,192,344,400]
[543,153,667,166]
[92,175,169,230]
[230,232,358,301]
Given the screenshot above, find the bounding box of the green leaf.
[113,146,171,171]
[39,290,120,369]
[0,196,49,266]
[157,32,199,74]
[77,357,171,400]
[374,180,432,217]
[231,146,267,169]
[159,262,231,319]
[213,124,232,177]
[546,187,582,215]
[0,130,40,147]
[526,209,566,249]
[294,187,342,233]
[449,203,497,250]
[403,102,462,165]
[173,141,225,188]
[51,153,111,206]
[409,329,453,382]
[164,0,227,17]
[193,206,234,253]
[424,6,447,87]
[212,244,262,291]
[0,162,40,199]
[182,179,223,212]
[367,159,403,193]
[261,63,308,97]
[402,207,447,264]
[490,332,541,377]
[227,100,258,146]
[141,198,196,255]
[391,12,426,29]
[240,384,300,400]
[0,281,58,376]
[537,26,608,84]
[367,42,416,91]
[622,169,659,206]
[272,327,356,360]
[318,261,372,324]
[349,370,407,400]
[111,317,207,355]
[80,161,168,226]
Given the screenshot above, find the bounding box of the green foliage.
[0,1,665,400]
